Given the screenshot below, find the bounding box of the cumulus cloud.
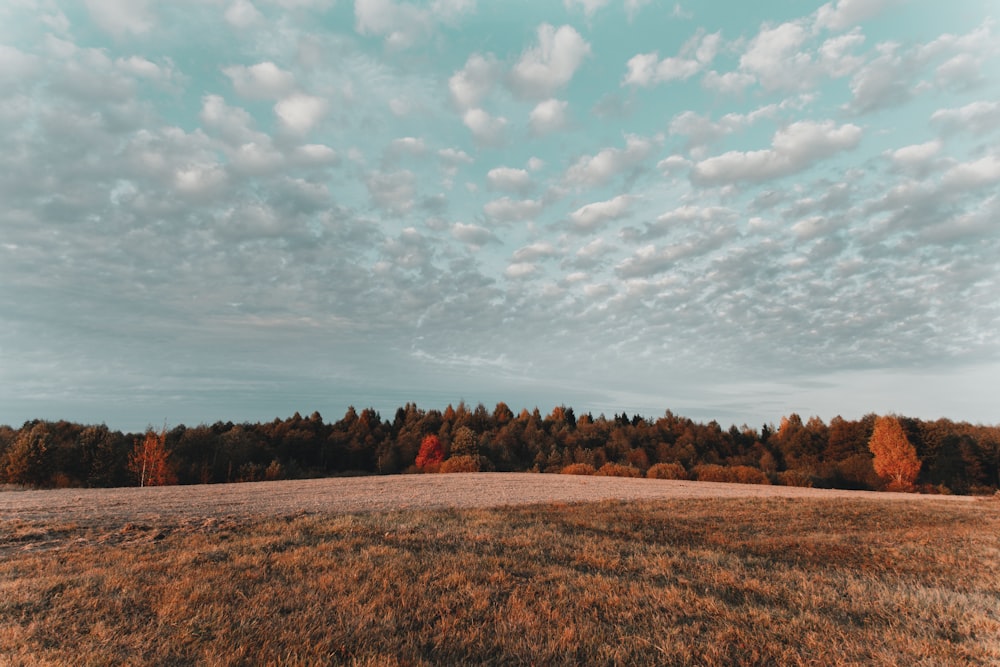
[85,0,154,37]
[692,120,862,185]
[569,195,632,231]
[451,222,498,247]
[509,24,590,99]
[529,98,568,135]
[624,205,738,241]
[224,62,296,99]
[462,108,507,145]
[941,155,1000,191]
[813,0,902,32]
[623,30,720,86]
[888,140,941,175]
[512,241,558,262]
[225,0,263,28]
[274,94,327,133]
[564,134,655,187]
[486,167,533,194]
[739,20,814,91]
[449,53,502,110]
[701,70,756,95]
[355,0,473,49]
[504,262,538,279]
[366,169,416,213]
[931,101,1000,135]
[483,197,543,222]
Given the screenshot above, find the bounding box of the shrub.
[646,462,687,480]
[560,463,596,476]
[692,464,769,485]
[776,470,813,487]
[439,455,480,473]
[594,462,641,478]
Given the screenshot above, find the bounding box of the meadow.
[1,477,998,665]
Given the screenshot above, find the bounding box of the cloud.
[200,95,259,144]
[846,44,914,113]
[529,98,568,135]
[483,197,543,222]
[437,147,474,167]
[692,120,862,185]
[569,195,632,231]
[388,136,427,157]
[701,70,755,95]
[739,20,813,91]
[888,140,941,175]
[931,101,1000,135]
[813,0,902,32]
[354,0,474,48]
[85,0,154,37]
[509,24,590,99]
[563,0,610,17]
[225,0,263,28]
[624,205,738,241]
[366,169,416,213]
[504,262,538,279]
[512,241,558,262]
[486,167,533,194]
[449,53,502,110]
[623,30,720,86]
[462,108,507,145]
[564,134,655,187]
[941,155,1000,191]
[274,94,327,133]
[224,62,296,99]
[451,222,498,247]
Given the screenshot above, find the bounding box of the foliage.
[439,455,480,473]
[869,415,922,491]
[128,429,178,487]
[0,404,996,494]
[414,434,444,471]
[594,462,641,478]
[694,464,770,485]
[560,463,596,475]
[646,462,687,480]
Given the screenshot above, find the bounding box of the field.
[2,474,999,665]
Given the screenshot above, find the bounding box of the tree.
[450,426,478,458]
[129,428,178,487]
[868,415,920,491]
[415,434,444,471]
[3,422,53,486]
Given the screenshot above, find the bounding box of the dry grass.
[2,495,999,666]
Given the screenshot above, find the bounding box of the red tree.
[868,415,921,491]
[129,429,178,487]
[415,434,444,471]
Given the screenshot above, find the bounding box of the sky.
[1,0,999,432]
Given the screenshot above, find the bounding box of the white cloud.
[200,95,258,144]
[623,30,720,86]
[355,0,474,48]
[366,169,416,213]
[224,62,296,99]
[483,197,543,222]
[740,21,813,91]
[814,0,901,32]
[529,98,568,135]
[504,262,537,279]
[389,137,427,156]
[0,45,40,83]
[564,134,655,187]
[85,0,154,37]
[437,147,474,166]
[846,45,912,113]
[819,28,866,77]
[563,0,609,17]
[509,24,591,99]
[693,120,862,185]
[292,144,338,165]
[701,70,755,95]
[486,167,533,193]
[512,241,557,262]
[225,0,262,28]
[569,195,632,231]
[931,101,1000,135]
[274,94,327,133]
[174,163,227,198]
[451,222,498,247]
[888,140,941,171]
[941,155,1000,191]
[462,108,507,145]
[449,53,501,110]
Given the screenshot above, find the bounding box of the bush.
[776,470,813,487]
[439,455,480,473]
[646,462,687,480]
[560,463,596,476]
[693,464,769,485]
[594,462,641,478]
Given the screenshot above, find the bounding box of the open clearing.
[2,475,998,665]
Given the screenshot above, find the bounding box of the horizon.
[2,1,998,433]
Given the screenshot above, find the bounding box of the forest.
[1,403,998,495]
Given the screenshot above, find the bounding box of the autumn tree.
[3,422,53,486]
[129,428,178,487]
[415,434,444,471]
[868,415,921,491]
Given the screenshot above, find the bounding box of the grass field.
[2,491,999,665]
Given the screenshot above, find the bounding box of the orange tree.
[128,428,178,487]
[868,415,921,491]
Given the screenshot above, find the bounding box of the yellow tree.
[868,415,921,491]
[129,428,178,487]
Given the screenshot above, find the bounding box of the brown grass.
[1,493,998,665]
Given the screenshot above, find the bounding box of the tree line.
[1,403,998,494]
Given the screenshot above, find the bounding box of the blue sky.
[1,0,998,431]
